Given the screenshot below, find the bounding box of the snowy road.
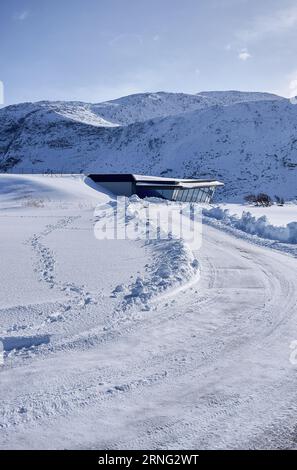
[0,175,297,449]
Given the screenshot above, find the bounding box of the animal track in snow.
[28,216,98,319]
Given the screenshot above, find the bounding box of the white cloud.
[237,5,297,43]
[14,11,29,21]
[238,48,251,61]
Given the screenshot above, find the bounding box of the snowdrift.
[94,196,200,310]
[203,206,297,244]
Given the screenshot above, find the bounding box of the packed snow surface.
[0,175,297,450]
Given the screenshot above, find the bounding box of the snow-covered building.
[88,174,224,203]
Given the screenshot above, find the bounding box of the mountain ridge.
[0,90,296,202]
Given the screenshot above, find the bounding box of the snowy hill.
[0,90,296,201]
[93,90,285,124]
[92,92,213,125]
[197,90,285,106]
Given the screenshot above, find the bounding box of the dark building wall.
[97,181,134,196]
[88,174,220,202]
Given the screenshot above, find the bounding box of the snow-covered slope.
[97,90,284,124]
[0,91,296,201]
[92,92,214,125]
[197,90,285,106]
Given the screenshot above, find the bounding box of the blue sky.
[1,0,297,105]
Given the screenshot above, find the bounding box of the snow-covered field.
[1,174,297,449]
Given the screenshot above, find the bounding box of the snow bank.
[119,238,199,310]
[95,196,200,310]
[0,174,107,210]
[203,206,297,244]
[219,202,297,227]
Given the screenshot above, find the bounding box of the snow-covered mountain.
[197,90,285,106]
[0,90,296,201]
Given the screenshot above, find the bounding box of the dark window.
[187,189,195,202]
[176,190,183,201]
[192,189,199,202]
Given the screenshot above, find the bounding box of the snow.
[197,90,284,106]
[1,90,296,202]
[1,174,297,450]
[0,174,106,208]
[220,202,297,226]
[95,91,214,124]
[203,204,297,245]
[94,195,200,310]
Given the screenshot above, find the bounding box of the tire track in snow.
[2,200,297,448]
[1,232,292,437]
